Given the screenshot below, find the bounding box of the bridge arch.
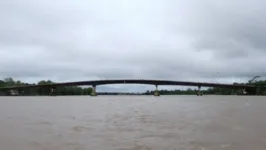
[0,79,256,96]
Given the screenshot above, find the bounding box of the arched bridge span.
[0,79,256,96]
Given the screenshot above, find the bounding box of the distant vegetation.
[0,77,92,96]
[0,77,266,96]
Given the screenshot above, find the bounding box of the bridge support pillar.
[154,85,160,96]
[197,86,203,96]
[49,87,56,96]
[91,85,97,96]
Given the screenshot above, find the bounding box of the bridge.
[0,79,257,96]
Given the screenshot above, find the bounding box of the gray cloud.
[0,0,266,92]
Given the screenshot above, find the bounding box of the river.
[0,96,266,150]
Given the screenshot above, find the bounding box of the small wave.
[221,143,231,148]
[63,142,86,150]
[118,145,153,150]
[71,126,88,132]
[38,121,53,125]
[24,121,53,126]
[28,141,42,148]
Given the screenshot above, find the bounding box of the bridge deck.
[0,79,255,90]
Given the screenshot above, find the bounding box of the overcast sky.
[0,0,266,92]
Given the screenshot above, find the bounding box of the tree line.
[0,77,92,96]
[145,80,266,95]
[0,77,266,96]
[144,80,266,95]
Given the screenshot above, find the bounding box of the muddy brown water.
[0,96,266,150]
